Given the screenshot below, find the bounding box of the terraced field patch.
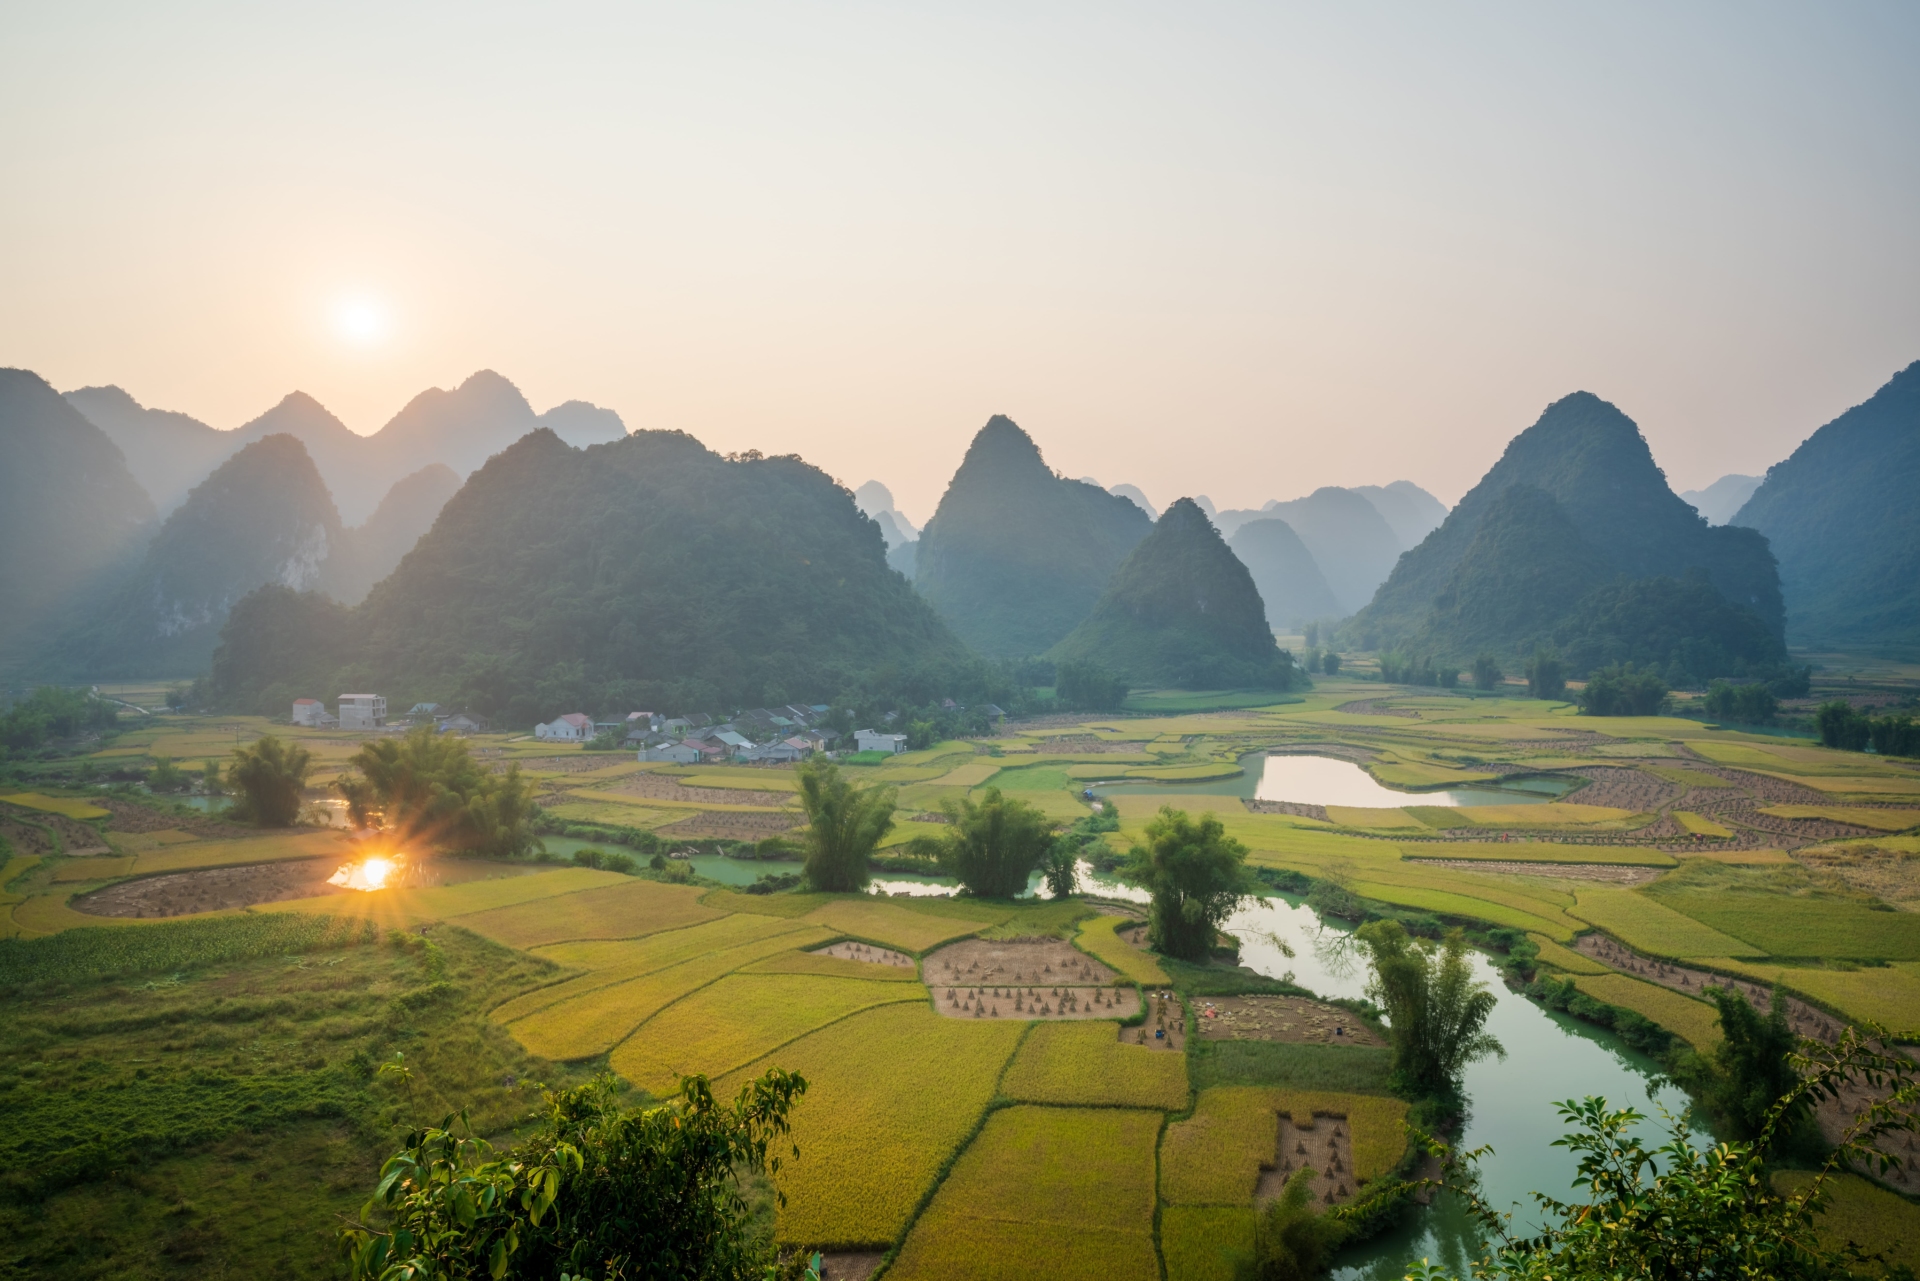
[1760,806,1920,832]
[1,793,110,820]
[1159,1087,1409,1206]
[1074,915,1170,984]
[1567,973,1723,1049]
[609,973,923,1093]
[1001,1021,1187,1108]
[255,867,630,930]
[802,897,1004,953]
[1648,891,1920,961]
[715,1003,1026,1249]
[1569,887,1760,957]
[456,879,723,948]
[887,1106,1162,1281]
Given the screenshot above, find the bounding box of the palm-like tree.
[794,760,896,891]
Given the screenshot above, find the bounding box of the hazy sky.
[4,2,1916,519]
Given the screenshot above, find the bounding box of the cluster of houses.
[291,695,487,735]
[527,703,916,765]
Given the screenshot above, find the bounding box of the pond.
[1090,753,1573,808]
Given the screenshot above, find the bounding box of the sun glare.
[333,296,391,345]
[329,856,397,891]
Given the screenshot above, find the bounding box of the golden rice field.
[50,855,137,882]
[456,879,722,948]
[1760,806,1920,831]
[1526,933,1611,975]
[1,792,110,820]
[1701,959,1920,1034]
[1075,915,1170,985]
[1672,810,1734,837]
[886,1106,1163,1281]
[257,867,630,929]
[801,896,1004,953]
[1159,1088,1408,1206]
[128,829,350,874]
[1567,886,1760,958]
[608,972,923,1093]
[1568,974,1723,1050]
[716,1003,1027,1248]
[1000,1021,1189,1110]
[1159,1205,1255,1281]
[1773,1171,1920,1274]
[738,947,923,982]
[505,927,834,1059]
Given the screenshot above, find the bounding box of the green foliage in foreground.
[1355,921,1504,1099]
[0,913,375,990]
[343,1071,808,1281]
[226,732,313,826]
[934,786,1053,899]
[1407,1026,1920,1281]
[793,759,895,892]
[337,725,540,858]
[1129,805,1253,961]
[1699,985,1810,1151]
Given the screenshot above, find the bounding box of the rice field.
[1325,806,1427,830]
[1568,974,1723,1049]
[1568,887,1761,958]
[738,947,923,981]
[1455,803,1639,827]
[1160,1205,1255,1281]
[608,972,924,1093]
[886,1106,1163,1281]
[800,897,1005,953]
[1351,881,1573,939]
[0,911,375,987]
[1672,811,1734,838]
[50,857,135,883]
[1403,842,1674,866]
[1001,1021,1189,1109]
[1159,1087,1409,1206]
[1075,915,1170,985]
[503,926,834,1059]
[128,830,349,875]
[1648,892,1920,962]
[1,793,109,820]
[455,879,723,948]
[1760,806,1920,831]
[1773,1171,1920,1272]
[715,1003,1027,1248]
[1526,933,1611,975]
[1703,959,1920,1032]
[255,867,629,928]
[698,888,832,918]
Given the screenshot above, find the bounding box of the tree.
[1041,838,1080,899]
[793,759,895,891]
[1815,700,1872,751]
[935,787,1053,898]
[1406,1026,1920,1281]
[146,756,187,792]
[1699,985,1809,1150]
[1577,663,1669,716]
[1471,655,1502,691]
[342,1070,809,1281]
[227,734,313,826]
[1127,806,1251,961]
[1321,650,1340,676]
[1353,920,1503,1097]
[1525,648,1565,700]
[1703,678,1778,724]
[335,725,540,857]
[1055,659,1129,712]
[1246,1167,1351,1281]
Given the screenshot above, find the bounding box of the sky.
[3,2,1917,521]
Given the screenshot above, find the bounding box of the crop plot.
[0,793,109,820]
[608,973,923,1094]
[1074,915,1171,984]
[1568,974,1722,1049]
[256,867,628,928]
[1160,1087,1409,1206]
[741,947,923,982]
[1568,887,1759,957]
[926,937,1117,987]
[51,856,135,883]
[812,940,914,968]
[1160,1206,1254,1281]
[1001,1021,1187,1108]
[1192,995,1382,1047]
[801,898,1003,953]
[129,830,350,874]
[715,1003,1026,1249]
[887,1106,1162,1281]
[456,879,722,948]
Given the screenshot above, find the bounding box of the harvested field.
[1259,1111,1363,1207]
[654,810,801,840]
[609,973,923,1092]
[0,792,109,820]
[1404,858,1661,885]
[1001,1020,1188,1108]
[933,980,1139,1022]
[72,859,344,916]
[716,1003,1026,1248]
[600,773,794,807]
[0,819,62,858]
[1762,806,1920,832]
[1332,699,1417,718]
[457,879,723,949]
[1193,995,1383,1047]
[95,797,248,838]
[924,937,1117,988]
[886,1106,1162,1281]
[1793,843,1920,907]
[741,948,923,982]
[1075,914,1171,984]
[1572,933,1853,1042]
[1037,736,1151,753]
[813,940,914,968]
[1159,1087,1409,1206]
[1555,767,1681,811]
[0,812,110,856]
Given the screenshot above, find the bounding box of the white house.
[639,742,701,764]
[535,713,594,742]
[855,729,907,754]
[291,698,325,727]
[339,694,387,730]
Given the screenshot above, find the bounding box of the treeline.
[0,686,120,754]
[1816,701,1920,758]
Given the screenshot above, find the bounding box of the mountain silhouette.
[1227,518,1342,631]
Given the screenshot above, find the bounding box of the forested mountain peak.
[0,368,156,672]
[1227,516,1341,630]
[914,415,1152,656]
[64,383,229,514]
[1733,359,1920,654]
[1051,498,1298,689]
[210,425,972,721]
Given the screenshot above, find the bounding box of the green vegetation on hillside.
[207,429,975,718]
[913,415,1152,657]
[1051,499,1303,689]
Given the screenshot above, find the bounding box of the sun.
[333,296,391,346]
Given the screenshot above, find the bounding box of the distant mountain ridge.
[1227,518,1342,630]
[1345,391,1785,677]
[0,369,156,673]
[1051,498,1299,689]
[1680,474,1762,527]
[1733,360,1920,655]
[914,416,1153,657]
[64,370,626,524]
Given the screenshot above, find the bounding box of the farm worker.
[1155,1027,1165,1040]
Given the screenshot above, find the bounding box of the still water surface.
[1091,753,1572,808]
